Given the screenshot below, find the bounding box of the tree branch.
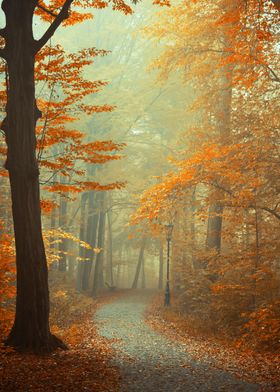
[261,206,280,221]
[206,181,280,221]
[35,0,74,52]
[37,3,58,18]
[265,64,280,83]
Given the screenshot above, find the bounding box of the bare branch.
[37,82,56,162]
[35,0,74,52]
[265,64,280,83]
[206,181,280,221]
[261,206,280,221]
[37,3,58,18]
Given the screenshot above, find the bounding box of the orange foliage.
[0,39,126,197]
[40,198,59,214]
[44,180,125,193]
[240,301,280,351]
[35,0,133,25]
[132,0,280,352]
[34,43,126,194]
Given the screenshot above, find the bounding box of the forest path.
[95,290,260,392]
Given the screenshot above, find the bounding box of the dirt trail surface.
[95,290,260,392]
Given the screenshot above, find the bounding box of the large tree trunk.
[205,65,232,254]
[206,199,224,251]
[2,0,66,352]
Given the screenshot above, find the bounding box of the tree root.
[5,332,68,354]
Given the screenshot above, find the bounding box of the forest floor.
[1,287,279,391]
[0,276,123,392]
[146,293,280,392]
[95,289,262,392]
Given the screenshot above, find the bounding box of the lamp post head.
[165,223,174,242]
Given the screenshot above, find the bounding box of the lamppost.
[164,223,173,306]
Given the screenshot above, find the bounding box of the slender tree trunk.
[82,192,99,291]
[106,210,114,287]
[76,192,88,291]
[68,253,75,280]
[50,175,57,241]
[131,238,146,289]
[2,0,65,352]
[116,243,123,287]
[58,190,68,271]
[92,192,106,296]
[141,256,146,289]
[158,240,164,289]
[49,191,58,271]
[252,206,260,308]
[190,187,197,269]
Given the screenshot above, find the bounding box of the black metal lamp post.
[164,223,173,306]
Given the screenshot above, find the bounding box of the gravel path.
[95,290,260,392]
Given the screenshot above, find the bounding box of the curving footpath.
[95,290,260,392]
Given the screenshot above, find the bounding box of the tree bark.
[2,0,66,352]
[206,200,224,251]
